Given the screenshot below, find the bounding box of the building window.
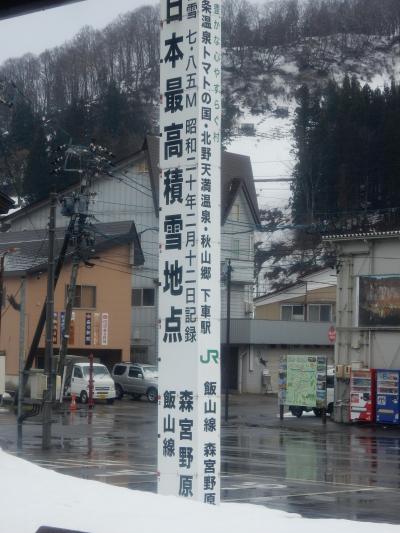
[308,304,332,322]
[132,288,155,307]
[231,204,240,221]
[249,234,254,254]
[134,158,148,173]
[281,304,304,321]
[131,345,149,363]
[66,285,96,308]
[232,238,240,259]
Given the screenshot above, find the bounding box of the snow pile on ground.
[0,449,398,533]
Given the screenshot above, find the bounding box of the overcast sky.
[0,0,158,65]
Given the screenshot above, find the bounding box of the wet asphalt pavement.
[1,394,400,524]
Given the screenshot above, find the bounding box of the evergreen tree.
[9,97,36,150]
[291,84,324,224]
[60,98,91,145]
[22,123,53,203]
[98,81,129,140]
[292,77,400,231]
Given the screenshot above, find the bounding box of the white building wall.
[336,238,400,370]
[8,159,155,231]
[333,236,400,422]
[241,345,334,394]
[221,190,255,319]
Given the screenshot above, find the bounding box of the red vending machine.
[350,369,376,422]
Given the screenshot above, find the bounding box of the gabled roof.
[0,151,145,226]
[144,136,260,224]
[0,190,14,215]
[254,268,337,306]
[0,221,144,275]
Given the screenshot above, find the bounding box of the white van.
[65,362,116,404]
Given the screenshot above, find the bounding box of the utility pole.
[57,152,92,379]
[24,144,104,404]
[57,251,80,377]
[225,259,232,423]
[42,192,57,450]
[22,215,76,390]
[17,275,26,450]
[57,203,91,379]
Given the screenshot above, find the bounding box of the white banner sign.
[158,0,221,505]
[101,312,109,346]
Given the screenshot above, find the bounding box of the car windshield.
[82,365,110,377]
[143,366,158,379]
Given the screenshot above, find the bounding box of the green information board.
[285,355,327,408]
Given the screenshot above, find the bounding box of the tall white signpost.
[158,0,221,504]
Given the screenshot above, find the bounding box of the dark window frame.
[66,284,96,309]
[131,288,155,307]
[281,304,305,321]
[308,303,332,322]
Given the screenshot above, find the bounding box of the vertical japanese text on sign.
[158,0,222,504]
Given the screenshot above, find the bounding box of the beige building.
[228,269,337,394]
[255,269,337,322]
[0,221,143,385]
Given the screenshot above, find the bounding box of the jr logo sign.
[200,349,219,364]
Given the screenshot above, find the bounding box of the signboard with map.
[284,355,327,408]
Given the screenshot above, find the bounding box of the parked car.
[65,362,116,404]
[289,366,335,418]
[111,363,158,402]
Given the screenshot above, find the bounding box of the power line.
[251,159,294,164]
[109,167,153,192]
[102,173,154,200]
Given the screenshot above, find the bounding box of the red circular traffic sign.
[328,326,336,343]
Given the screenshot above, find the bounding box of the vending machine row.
[376,370,400,424]
[349,368,400,424]
[350,369,376,422]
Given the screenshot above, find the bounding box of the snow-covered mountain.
[1,0,400,295]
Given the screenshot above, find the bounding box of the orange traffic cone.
[70,394,77,411]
